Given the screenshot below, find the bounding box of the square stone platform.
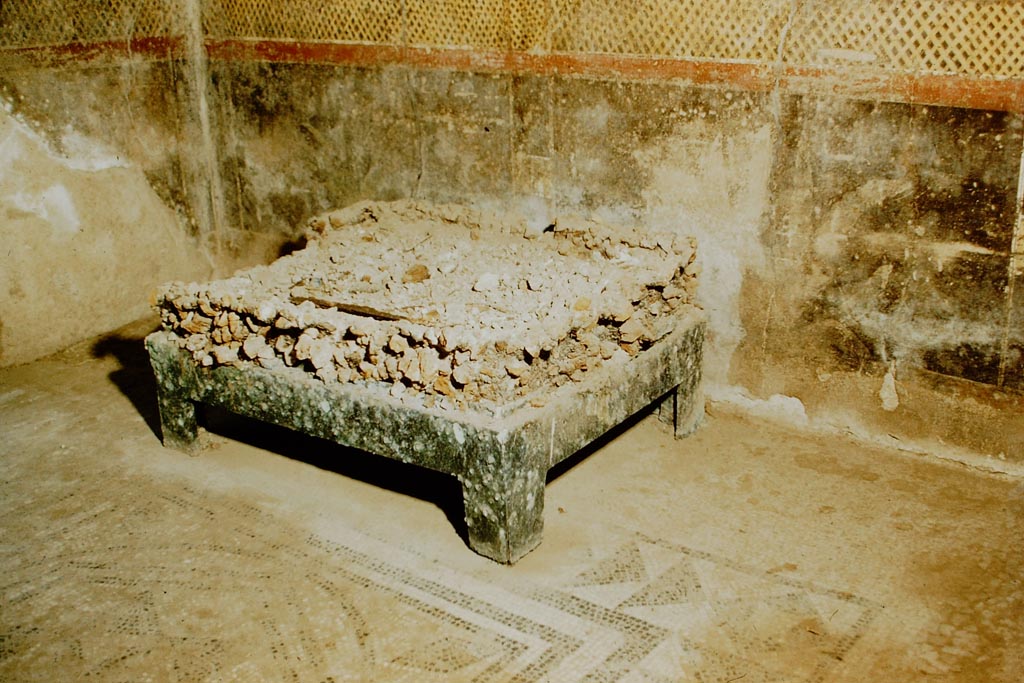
[147,201,705,562]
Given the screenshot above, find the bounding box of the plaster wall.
[1,0,1022,463]
[209,64,774,390]
[207,61,1024,462]
[0,58,212,366]
[736,98,1024,461]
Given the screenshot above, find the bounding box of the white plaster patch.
[710,386,809,427]
[57,127,129,172]
[635,123,774,388]
[927,240,996,272]
[0,105,129,174]
[8,185,80,234]
[577,101,611,131]
[879,364,899,412]
[517,194,552,235]
[0,101,212,367]
[813,231,847,261]
[837,304,1007,359]
[0,388,27,405]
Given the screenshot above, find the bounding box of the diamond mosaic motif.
[6,1,1020,78]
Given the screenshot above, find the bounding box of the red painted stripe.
[0,36,185,67]
[4,36,1021,112]
[204,39,776,91]
[204,39,1024,113]
[510,51,775,92]
[897,73,1024,113]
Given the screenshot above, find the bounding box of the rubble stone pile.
[155,200,700,410]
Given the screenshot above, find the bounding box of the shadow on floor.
[90,327,472,542]
[91,324,163,440]
[90,321,665,549]
[205,405,473,542]
[200,402,659,548]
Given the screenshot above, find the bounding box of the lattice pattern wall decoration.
[2,0,1023,79]
[200,0,1024,78]
[546,0,793,63]
[405,0,509,50]
[784,0,1024,78]
[0,0,179,48]
[200,0,403,46]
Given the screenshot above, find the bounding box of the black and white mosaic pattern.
[1,457,878,683]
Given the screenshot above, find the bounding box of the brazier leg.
[146,333,200,451]
[460,455,546,564]
[155,389,199,451]
[656,383,705,438]
[672,381,704,439]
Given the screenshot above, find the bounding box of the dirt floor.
[2,320,1022,682]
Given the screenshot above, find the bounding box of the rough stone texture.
[146,307,705,563]
[153,200,700,408]
[146,200,705,564]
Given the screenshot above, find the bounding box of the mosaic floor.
[2,325,1022,682]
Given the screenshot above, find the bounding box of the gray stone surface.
[146,309,704,563]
